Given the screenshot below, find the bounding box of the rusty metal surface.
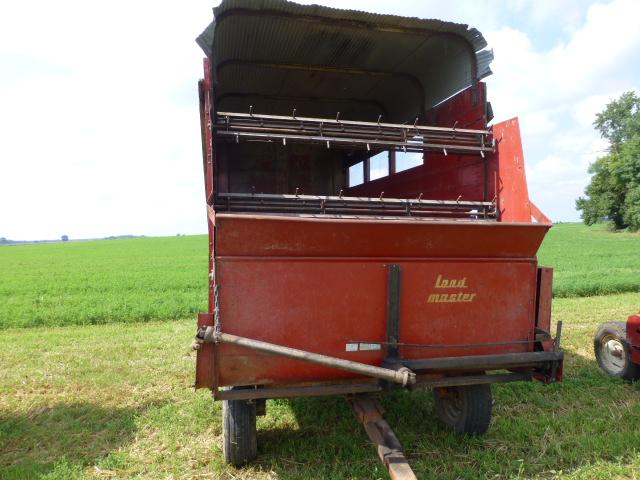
[197,0,493,122]
[194,312,215,389]
[214,214,548,258]
[214,192,496,219]
[213,254,539,386]
[390,351,563,372]
[536,267,554,351]
[351,395,418,480]
[209,331,416,385]
[488,118,533,222]
[413,372,531,389]
[216,381,382,400]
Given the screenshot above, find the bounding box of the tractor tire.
[223,397,257,466]
[594,321,640,381]
[433,383,492,435]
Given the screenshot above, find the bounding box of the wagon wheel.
[594,322,640,381]
[433,383,492,435]
[223,394,257,466]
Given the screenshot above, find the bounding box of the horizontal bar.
[391,351,563,372]
[217,130,493,154]
[413,372,531,389]
[216,382,382,400]
[217,110,491,135]
[217,192,494,208]
[204,329,416,386]
[215,372,532,400]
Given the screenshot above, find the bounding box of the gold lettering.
[434,274,468,289]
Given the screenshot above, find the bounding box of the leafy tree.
[576,91,640,230]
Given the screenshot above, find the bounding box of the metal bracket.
[386,264,401,361]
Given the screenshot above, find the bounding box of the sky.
[1,0,639,240]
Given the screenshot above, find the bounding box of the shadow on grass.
[243,349,640,479]
[0,402,142,479]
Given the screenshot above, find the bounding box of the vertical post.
[386,264,401,360]
[389,151,396,175]
[363,157,371,183]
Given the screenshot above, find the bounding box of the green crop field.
[1,223,640,479]
[1,223,639,330]
[0,236,208,329]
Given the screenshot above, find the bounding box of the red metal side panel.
[346,155,486,202]
[426,82,488,130]
[346,83,488,201]
[195,312,215,388]
[215,257,537,386]
[488,118,532,222]
[536,267,554,351]
[202,58,215,204]
[215,214,549,258]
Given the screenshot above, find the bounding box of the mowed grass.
[0,236,208,329]
[1,223,639,329]
[2,293,640,479]
[538,223,640,298]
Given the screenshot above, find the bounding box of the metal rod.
[203,329,416,386]
[412,372,531,389]
[216,382,382,400]
[214,110,493,155]
[348,339,533,349]
[388,351,564,372]
[217,192,494,208]
[216,130,493,154]
[218,110,490,135]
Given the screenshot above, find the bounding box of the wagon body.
[194,0,562,414]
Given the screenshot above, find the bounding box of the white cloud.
[484,0,640,221]
[1,0,639,238]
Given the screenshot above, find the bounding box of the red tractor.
[595,315,640,380]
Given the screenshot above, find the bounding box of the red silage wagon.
[193,0,563,473]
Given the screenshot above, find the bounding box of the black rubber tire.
[594,321,640,381]
[433,384,492,435]
[222,398,257,466]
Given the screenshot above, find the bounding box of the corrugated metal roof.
[197,0,493,123]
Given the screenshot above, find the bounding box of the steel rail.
[200,328,416,386]
[216,192,494,207]
[216,130,493,154]
[217,110,491,135]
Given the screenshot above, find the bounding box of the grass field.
[0,236,207,329]
[538,223,640,298]
[1,223,639,330]
[1,223,640,479]
[2,293,640,479]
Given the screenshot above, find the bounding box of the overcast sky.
[1,0,639,240]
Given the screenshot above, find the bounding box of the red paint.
[536,267,554,351]
[216,257,536,385]
[214,214,549,259]
[488,118,533,222]
[195,51,560,391]
[627,314,640,363]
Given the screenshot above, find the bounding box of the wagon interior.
[199,6,498,221]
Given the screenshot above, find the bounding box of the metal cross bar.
[214,192,497,220]
[214,111,494,155]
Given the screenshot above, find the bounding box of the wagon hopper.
[193,0,563,474]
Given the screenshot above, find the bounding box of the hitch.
[197,327,416,387]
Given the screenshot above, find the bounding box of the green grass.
[0,236,208,329]
[1,292,640,479]
[538,223,640,298]
[1,223,639,329]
